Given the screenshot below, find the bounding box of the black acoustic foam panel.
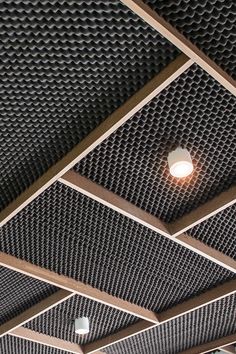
[188,204,236,260]
[0,335,72,354]
[106,294,236,354]
[0,0,179,212]
[25,294,138,345]
[1,182,235,313]
[144,0,236,79]
[0,266,57,325]
[75,64,236,223]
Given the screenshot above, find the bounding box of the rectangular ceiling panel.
[1,182,235,313]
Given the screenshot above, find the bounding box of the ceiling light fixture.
[75,317,90,335]
[168,147,193,178]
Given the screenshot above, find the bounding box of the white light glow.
[169,160,193,178]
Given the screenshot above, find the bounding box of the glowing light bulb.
[168,147,193,178]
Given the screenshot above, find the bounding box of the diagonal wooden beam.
[59,172,236,273]
[169,185,236,237]
[9,327,84,354]
[178,333,236,354]
[0,252,159,323]
[120,0,236,96]
[220,344,235,354]
[176,234,236,274]
[59,170,170,238]
[0,54,192,228]
[157,278,236,324]
[83,320,156,354]
[0,289,73,337]
[82,279,236,353]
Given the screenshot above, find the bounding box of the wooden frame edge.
[169,185,236,236]
[59,170,170,238]
[220,344,236,354]
[0,252,159,324]
[176,234,236,273]
[178,333,236,354]
[9,327,83,354]
[120,0,236,95]
[0,54,192,228]
[0,289,73,337]
[157,278,236,324]
[83,320,155,353]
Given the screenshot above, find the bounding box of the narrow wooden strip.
[121,0,236,95]
[0,253,159,323]
[83,320,155,354]
[59,171,170,238]
[59,172,236,273]
[9,327,83,354]
[0,290,73,337]
[176,234,236,273]
[178,333,236,354]
[157,278,236,323]
[220,344,235,353]
[0,54,192,228]
[169,185,236,236]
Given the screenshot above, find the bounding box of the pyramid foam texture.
[144,0,236,79]
[188,204,236,260]
[106,294,236,354]
[25,294,138,345]
[0,266,57,325]
[0,335,71,354]
[1,182,235,312]
[0,0,179,212]
[75,64,236,223]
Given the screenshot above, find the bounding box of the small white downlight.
[75,317,90,335]
[168,147,193,178]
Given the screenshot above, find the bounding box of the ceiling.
[0,1,235,354]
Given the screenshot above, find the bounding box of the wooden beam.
[220,344,235,354]
[178,333,236,354]
[0,289,73,337]
[83,320,156,354]
[82,278,236,353]
[0,252,159,323]
[176,234,236,273]
[0,54,192,228]
[120,0,236,95]
[59,172,236,273]
[169,185,236,236]
[9,327,83,354]
[157,278,236,324]
[59,170,170,238]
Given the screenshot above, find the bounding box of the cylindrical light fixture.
[168,147,193,178]
[75,317,90,335]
